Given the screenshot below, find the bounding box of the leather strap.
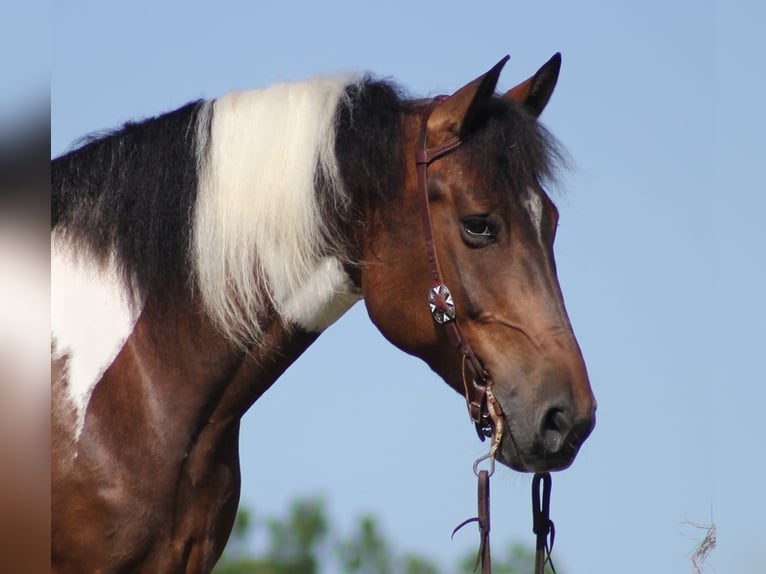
[450,469,492,574]
[415,98,499,440]
[477,470,491,574]
[532,472,556,574]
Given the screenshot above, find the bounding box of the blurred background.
[7,0,761,572]
[1,1,49,572]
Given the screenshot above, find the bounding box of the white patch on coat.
[193,75,362,347]
[51,233,140,441]
[278,257,362,332]
[523,188,545,237]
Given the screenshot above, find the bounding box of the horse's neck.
[52,233,347,454]
[134,297,320,431]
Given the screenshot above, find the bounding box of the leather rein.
[415,97,556,574]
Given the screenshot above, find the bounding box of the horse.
[51,54,596,573]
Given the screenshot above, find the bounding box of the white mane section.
[193,75,361,346]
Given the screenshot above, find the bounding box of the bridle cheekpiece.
[414,97,504,447]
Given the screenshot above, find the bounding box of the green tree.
[215,499,328,574]
[457,542,556,574]
[335,514,440,574]
[214,498,560,574]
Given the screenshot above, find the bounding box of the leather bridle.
[414,97,504,447]
[416,97,557,574]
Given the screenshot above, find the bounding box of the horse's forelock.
[462,97,568,197]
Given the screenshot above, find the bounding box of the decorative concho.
[428,283,456,324]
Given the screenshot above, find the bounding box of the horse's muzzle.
[496,394,596,472]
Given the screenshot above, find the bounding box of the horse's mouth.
[495,444,576,473]
[493,416,591,473]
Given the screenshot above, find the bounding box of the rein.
[415,98,556,574]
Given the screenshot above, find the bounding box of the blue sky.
[50,1,765,572]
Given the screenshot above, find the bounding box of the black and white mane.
[52,73,558,348]
[52,76,405,348]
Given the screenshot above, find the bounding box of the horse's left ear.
[427,55,510,144]
[503,53,562,118]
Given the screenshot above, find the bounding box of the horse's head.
[360,55,596,472]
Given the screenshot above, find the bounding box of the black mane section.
[333,78,406,214]
[332,81,563,217]
[462,97,566,195]
[52,101,210,302]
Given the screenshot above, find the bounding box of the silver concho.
[428,283,456,324]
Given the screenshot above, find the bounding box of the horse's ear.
[503,53,561,118]
[427,55,510,143]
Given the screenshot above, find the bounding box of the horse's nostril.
[540,407,571,454]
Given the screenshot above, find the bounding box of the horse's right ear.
[426,56,510,144]
[503,53,562,118]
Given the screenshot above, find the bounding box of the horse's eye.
[461,216,497,247]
